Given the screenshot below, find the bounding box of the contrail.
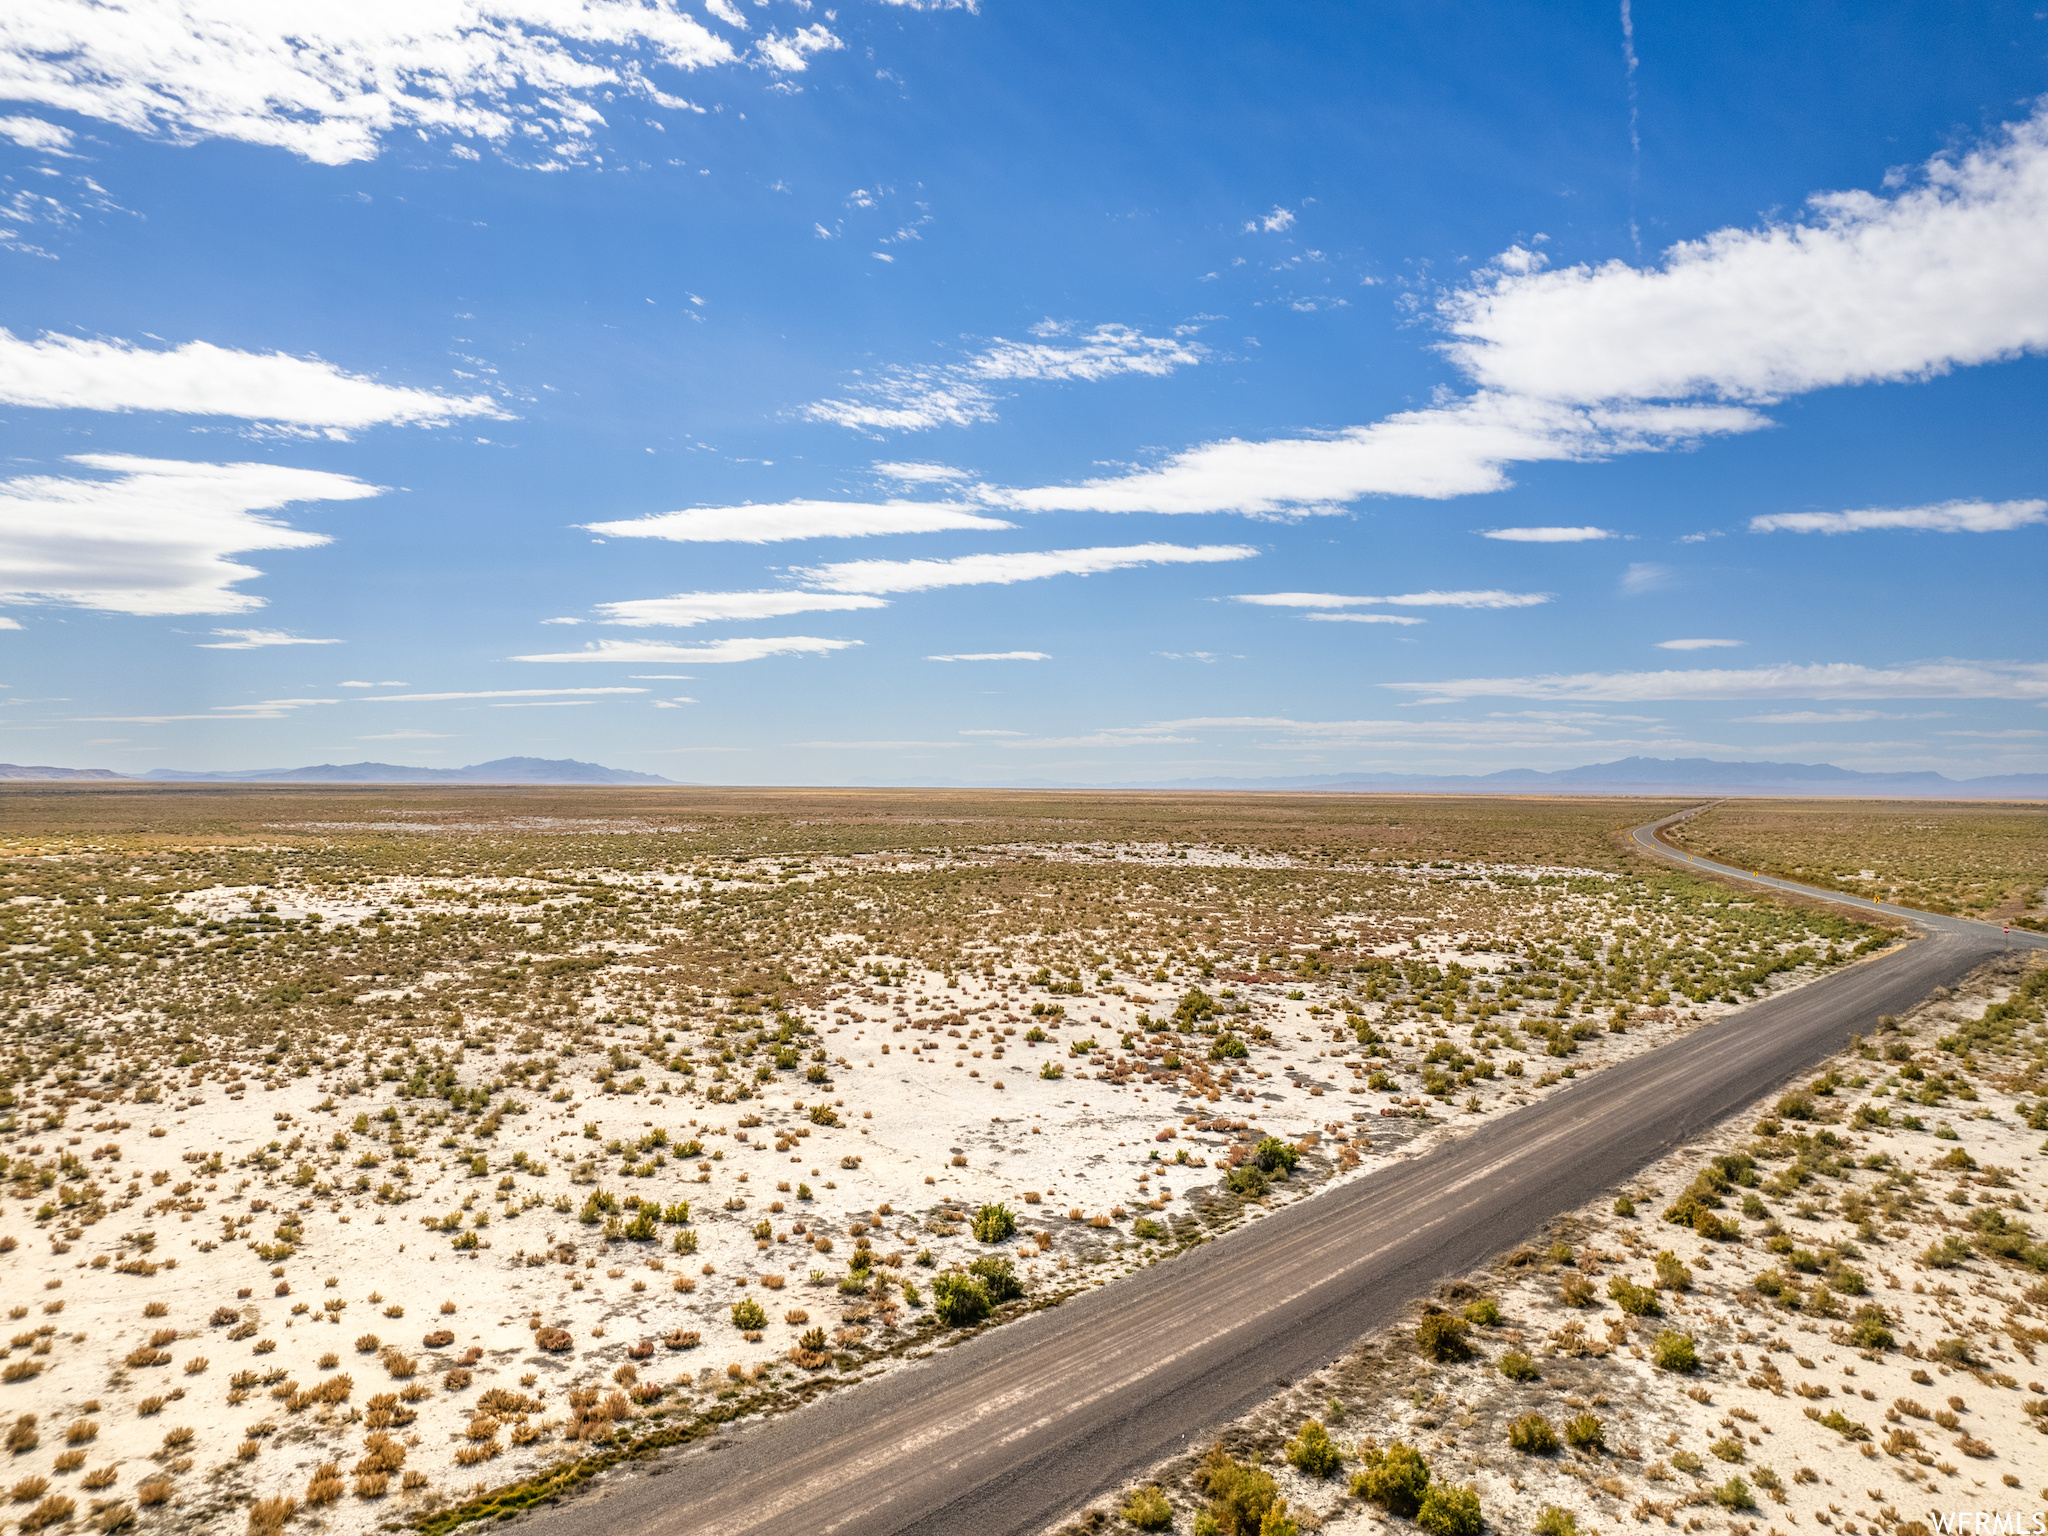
[1620,0,1642,254]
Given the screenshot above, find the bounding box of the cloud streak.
[512,637,862,665]
[796,542,1258,594]
[582,499,1013,544]
[196,628,343,649]
[1231,589,1549,609]
[576,591,888,627]
[0,329,507,431]
[1750,498,2047,535]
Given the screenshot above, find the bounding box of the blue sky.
[2,0,2046,784]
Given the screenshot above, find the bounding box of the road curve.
[530,809,2044,1536]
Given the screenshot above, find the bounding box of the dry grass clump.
[303,1464,344,1505]
[247,1495,297,1533]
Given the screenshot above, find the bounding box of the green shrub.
[1225,1164,1269,1198]
[1351,1441,1430,1518]
[1612,1195,1635,1218]
[1508,1413,1558,1454]
[1847,1305,1895,1350]
[1462,1297,1500,1327]
[1607,1277,1661,1316]
[1653,1250,1693,1291]
[1250,1137,1299,1176]
[931,1273,990,1327]
[1414,1312,1472,1362]
[1653,1331,1698,1373]
[1284,1420,1340,1478]
[729,1298,767,1331]
[1709,1436,1745,1463]
[972,1202,1016,1244]
[1208,1036,1248,1061]
[1534,1506,1578,1536]
[1195,1444,1281,1536]
[623,1208,657,1241]
[1498,1350,1539,1382]
[1670,1449,1704,1474]
[1121,1485,1173,1531]
[1133,1216,1166,1240]
[1922,1235,1970,1269]
[1563,1413,1604,1450]
[967,1256,1023,1303]
[1713,1477,1755,1511]
[1558,1275,1596,1308]
[1415,1481,1482,1536]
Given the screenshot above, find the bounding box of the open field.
[1666,801,2048,930]
[1070,948,2048,1536]
[0,787,1907,1534]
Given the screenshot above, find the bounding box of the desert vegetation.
[0,784,1898,1531]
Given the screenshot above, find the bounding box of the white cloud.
[0,114,70,150]
[358,687,644,702]
[797,542,1258,595]
[512,636,862,664]
[1386,660,2048,704]
[0,329,507,431]
[702,0,746,27]
[1245,206,1295,234]
[990,394,1764,515]
[928,651,1050,661]
[1480,525,1616,542]
[959,729,1025,736]
[872,461,969,484]
[0,453,381,616]
[339,680,408,687]
[1231,589,1548,609]
[802,324,1203,433]
[753,24,842,73]
[1302,614,1426,625]
[77,696,339,723]
[1749,498,2048,535]
[0,617,22,630]
[0,2,847,166]
[581,499,1013,544]
[1655,638,1742,650]
[577,590,888,627]
[196,628,343,649]
[1439,105,2048,406]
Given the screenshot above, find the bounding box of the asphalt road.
[531,809,2045,1536]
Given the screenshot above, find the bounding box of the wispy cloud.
[1303,614,1426,625]
[1480,525,1617,542]
[1733,709,1947,724]
[1619,562,1670,594]
[1750,498,2047,535]
[357,687,645,702]
[927,651,1050,661]
[1231,589,1548,609]
[512,637,861,665]
[567,591,888,627]
[798,543,1257,594]
[0,116,71,151]
[582,499,1013,544]
[872,461,971,485]
[1387,660,2048,704]
[1655,638,1741,651]
[196,628,343,649]
[801,324,1203,432]
[0,454,381,616]
[0,329,507,432]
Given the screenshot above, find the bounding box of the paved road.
[532,810,2045,1536]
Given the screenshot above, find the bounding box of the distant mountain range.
[0,757,676,786]
[2,754,2042,798]
[852,756,2048,799]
